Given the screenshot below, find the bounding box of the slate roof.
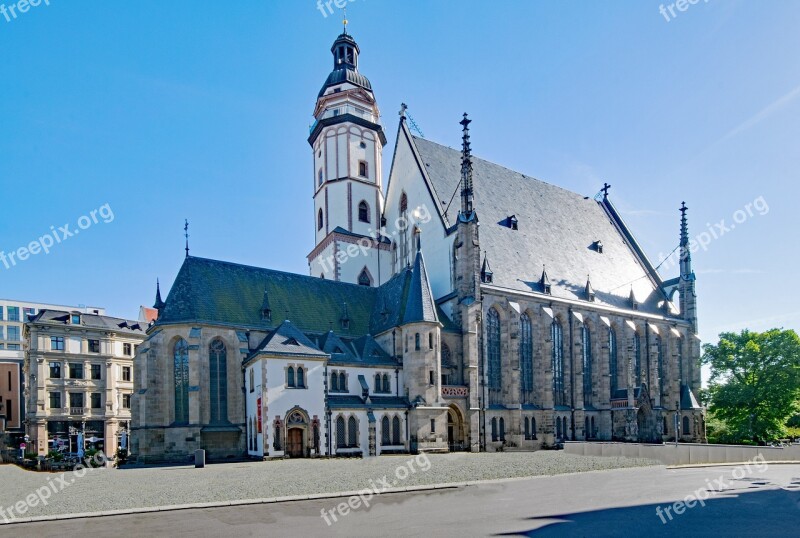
[681,383,702,410]
[410,135,666,313]
[29,310,147,335]
[255,321,328,358]
[402,249,439,325]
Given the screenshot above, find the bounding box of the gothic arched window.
[382,373,390,393]
[249,368,255,393]
[415,333,421,351]
[400,192,408,213]
[348,416,358,447]
[487,308,502,404]
[609,328,618,397]
[287,366,295,388]
[399,192,409,266]
[318,208,324,231]
[209,339,228,424]
[374,373,381,393]
[683,415,691,436]
[633,333,642,385]
[338,372,346,391]
[582,326,593,407]
[491,417,498,442]
[392,416,401,445]
[173,338,189,425]
[358,268,371,287]
[552,320,565,406]
[297,366,305,389]
[381,416,390,445]
[499,417,506,441]
[358,200,370,223]
[336,416,346,448]
[520,313,533,404]
[656,335,664,398]
[331,371,339,392]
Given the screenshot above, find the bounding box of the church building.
[131,29,705,463]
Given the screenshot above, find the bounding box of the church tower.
[307,26,389,286]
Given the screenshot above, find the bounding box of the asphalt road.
[3,463,799,537]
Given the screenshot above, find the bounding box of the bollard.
[195,449,206,468]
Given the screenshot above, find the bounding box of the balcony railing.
[68,407,84,415]
[442,385,469,398]
[310,104,382,134]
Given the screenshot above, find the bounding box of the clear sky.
[1,0,798,365]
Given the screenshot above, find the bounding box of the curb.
[666,460,800,469]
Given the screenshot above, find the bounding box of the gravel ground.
[0,452,659,519]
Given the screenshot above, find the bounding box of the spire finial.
[154,279,165,311]
[679,201,692,276]
[602,183,611,199]
[460,113,474,214]
[343,7,348,34]
[415,226,421,252]
[184,219,190,258]
[399,102,408,119]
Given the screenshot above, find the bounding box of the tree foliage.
[703,328,800,443]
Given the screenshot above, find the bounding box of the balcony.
[442,385,469,398]
[68,407,85,416]
[309,104,382,134]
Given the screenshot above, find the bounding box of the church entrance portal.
[287,428,304,457]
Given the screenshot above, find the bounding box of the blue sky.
[1,0,798,359]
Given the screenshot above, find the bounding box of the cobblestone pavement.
[0,452,658,520]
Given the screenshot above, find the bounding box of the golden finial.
[343,8,348,33]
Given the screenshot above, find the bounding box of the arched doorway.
[285,408,309,458]
[447,406,465,451]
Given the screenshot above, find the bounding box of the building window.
[656,335,664,398]
[249,368,255,393]
[122,393,131,409]
[6,306,19,322]
[91,364,102,380]
[209,339,228,424]
[524,416,530,439]
[491,417,498,442]
[6,326,19,341]
[49,392,61,409]
[382,373,390,393]
[633,333,642,385]
[358,268,371,287]
[71,314,81,325]
[68,363,84,380]
[348,416,358,447]
[123,343,132,356]
[399,192,409,266]
[51,336,64,351]
[336,416,346,448]
[49,362,61,379]
[374,373,381,393]
[382,416,391,445]
[499,417,506,441]
[91,393,102,409]
[69,392,84,409]
[339,372,347,391]
[358,200,370,223]
[6,344,20,351]
[318,208,324,231]
[358,160,368,178]
[582,326,593,407]
[609,328,618,397]
[683,416,691,436]
[429,370,435,386]
[297,366,305,388]
[552,320,565,407]
[331,371,339,392]
[487,308,502,404]
[392,416,401,445]
[173,338,189,425]
[429,333,434,350]
[122,366,131,382]
[318,169,323,187]
[520,313,533,404]
[430,419,436,433]
[88,339,100,353]
[287,366,295,388]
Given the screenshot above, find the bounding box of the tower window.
[358,160,368,178]
[318,169,323,186]
[359,141,367,149]
[358,200,370,223]
[358,268,372,287]
[318,208,324,231]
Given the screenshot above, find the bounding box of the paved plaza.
[0,452,657,521]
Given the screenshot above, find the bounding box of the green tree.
[703,328,800,443]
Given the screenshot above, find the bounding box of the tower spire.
[460,113,474,215]
[679,202,691,275]
[184,219,190,258]
[342,7,348,34]
[153,279,165,311]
